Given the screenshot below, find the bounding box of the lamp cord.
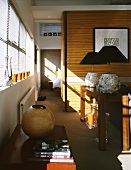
[92,64,94,72]
[108,62,110,73]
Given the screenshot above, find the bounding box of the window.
[0,41,7,86]
[19,23,26,50]
[0,0,34,87]
[0,0,8,41]
[8,45,18,74]
[26,33,34,73]
[19,51,26,73]
[8,5,19,46]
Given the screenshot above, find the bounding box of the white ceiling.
[31,0,131,22]
[31,0,131,6]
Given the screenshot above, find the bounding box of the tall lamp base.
[85,72,99,87]
[98,74,120,93]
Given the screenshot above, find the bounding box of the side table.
[0,124,76,170]
[80,85,130,151]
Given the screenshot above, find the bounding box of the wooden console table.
[80,85,130,151]
[0,124,76,170]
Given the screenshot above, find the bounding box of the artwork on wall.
[94,28,129,59]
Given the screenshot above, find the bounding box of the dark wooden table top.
[0,124,68,170]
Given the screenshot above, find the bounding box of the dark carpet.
[36,88,129,170]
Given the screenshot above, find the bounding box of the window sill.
[0,86,9,91]
[0,75,31,92]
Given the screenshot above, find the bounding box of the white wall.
[34,22,61,49]
[34,22,40,46]
[0,76,35,150]
[0,0,36,151]
[34,23,42,97]
[35,49,41,99]
[39,36,61,49]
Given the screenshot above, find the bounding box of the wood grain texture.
[0,125,74,170]
[47,163,76,170]
[122,95,130,151]
[61,10,131,111]
[66,10,131,77]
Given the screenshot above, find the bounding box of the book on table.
[28,139,74,162]
[50,157,74,163]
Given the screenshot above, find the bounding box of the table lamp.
[97,46,128,93]
[80,52,106,87]
[98,46,128,72]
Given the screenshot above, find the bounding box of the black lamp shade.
[80,52,107,64]
[98,46,128,63]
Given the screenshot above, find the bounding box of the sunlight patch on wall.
[44,58,56,81]
[67,68,85,83]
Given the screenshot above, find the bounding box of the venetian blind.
[0,0,8,86]
[0,41,7,86]
[19,51,26,73]
[0,0,33,87]
[8,5,19,46]
[20,23,26,50]
[0,0,8,41]
[8,45,18,74]
[26,33,33,72]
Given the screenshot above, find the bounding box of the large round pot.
[98,74,120,93]
[85,72,99,87]
[21,105,55,138]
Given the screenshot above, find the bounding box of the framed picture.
[58,32,61,36]
[94,27,129,59]
[43,33,47,36]
[53,32,57,36]
[48,32,52,36]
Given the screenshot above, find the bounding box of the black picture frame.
[48,32,52,36]
[93,27,129,60]
[43,33,47,36]
[53,32,57,36]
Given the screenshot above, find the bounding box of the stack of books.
[28,139,74,163]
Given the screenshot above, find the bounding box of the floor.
[37,88,131,170]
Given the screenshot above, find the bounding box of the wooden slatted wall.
[61,12,67,111]
[62,10,131,112]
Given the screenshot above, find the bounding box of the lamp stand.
[107,62,111,73]
[92,64,94,72]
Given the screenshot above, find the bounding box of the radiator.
[20,86,35,123]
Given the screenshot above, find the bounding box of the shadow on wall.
[0,129,10,153]
[41,49,61,89]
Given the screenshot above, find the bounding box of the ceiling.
[31,0,131,22]
[31,0,131,6]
